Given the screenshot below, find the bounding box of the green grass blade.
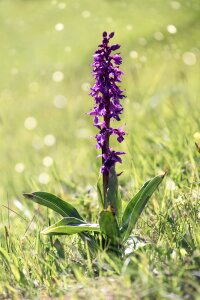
[41,218,100,235]
[121,179,151,230]
[80,233,100,253]
[23,191,83,220]
[97,174,104,209]
[0,247,21,282]
[122,173,165,242]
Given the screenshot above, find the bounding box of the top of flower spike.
[96,32,120,52]
[102,31,114,38]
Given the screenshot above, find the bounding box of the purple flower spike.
[89,31,126,195]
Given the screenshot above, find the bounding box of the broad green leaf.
[97,174,104,209]
[122,173,165,242]
[41,217,100,235]
[23,192,83,220]
[99,210,120,241]
[106,167,122,224]
[23,192,98,252]
[121,179,151,230]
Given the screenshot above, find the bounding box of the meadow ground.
[0,0,200,299]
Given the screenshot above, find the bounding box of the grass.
[0,0,200,299]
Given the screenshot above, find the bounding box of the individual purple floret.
[89,31,126,196]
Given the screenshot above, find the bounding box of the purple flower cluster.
[89,31,126,175]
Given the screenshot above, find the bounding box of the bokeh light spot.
[53,95,67,108]
[170,1,181,10]
[81,82,91,92]
[52,71,64,82]
[182,52,196,66]
[29,82,39,92]
[126,25,133,31]
[81,10,91,18]
[38,173,50,184]
[43,156,54,167]
[24,117,37,130]
[129,51,138,59]
[167,24,177,34]
[138,37,147,46]
[55,23,64,31]
[44,134,56,146]
[64,46,71,53]
[10,68,19,75]
[58,2,66,9]
[15,163,25,173]
[154,32,164,41]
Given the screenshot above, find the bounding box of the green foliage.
[106,167,122,224]
[41,217,100,235]
[23,192,83,220]
[97,174,104,210]
[0,247,21,282]
[23,192,99,252]
[121,179,151,230]
[121,174,165,241]
[24,173,165,255]
[99,210,120,242]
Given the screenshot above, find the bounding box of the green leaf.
[122,179,151,229]
[99,210,120,241]
[23,192,99,253]
[41,217,100,235]
[106,167,122,224]
[23,192,83,220]
[121,173,165,242]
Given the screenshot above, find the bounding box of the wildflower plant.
[24,32,165,256]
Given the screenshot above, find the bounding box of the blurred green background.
[0,0,199,226]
